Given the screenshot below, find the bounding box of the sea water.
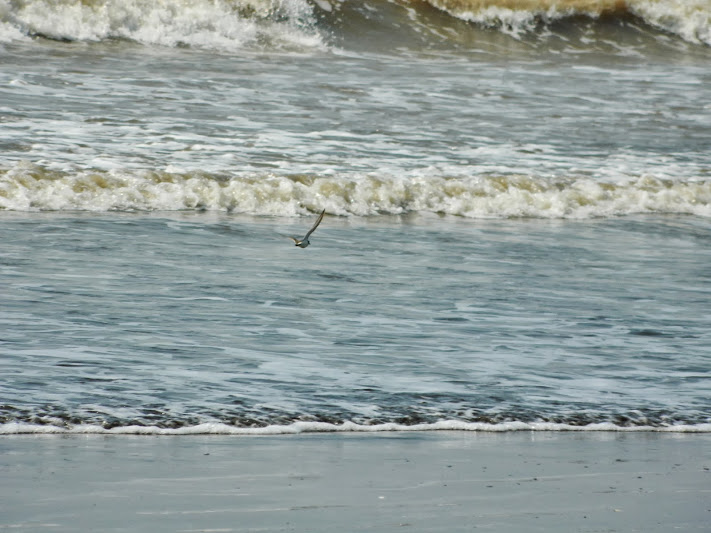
[1,0,710,434]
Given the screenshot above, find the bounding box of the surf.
[2,0,709,50]
[2,163,710,218]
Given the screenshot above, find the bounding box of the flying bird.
[289,209,326,248]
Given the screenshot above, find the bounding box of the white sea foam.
[1,163,709,218]
[632,0,711,46]
[0,0,323,50]
[426,0,711,45]
[427,2,558,38]
[2,420,710,435]
[0,2,27,42]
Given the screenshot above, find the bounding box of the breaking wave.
[0,0,323,50]
[424,0,711,44]
[1,0,709,49]
[1,163,709,218]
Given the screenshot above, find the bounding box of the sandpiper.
[289,209,325,248]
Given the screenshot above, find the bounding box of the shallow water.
[2,212,709,431]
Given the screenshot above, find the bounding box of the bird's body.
[290,209,325,248]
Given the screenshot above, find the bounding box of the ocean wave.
[0,0,323,50]
[424,0,629,38]
[423,0,711,45]
[1,163,709,218]
[632,0,711,45]
[2,420,710,435]
[2,0,709,50]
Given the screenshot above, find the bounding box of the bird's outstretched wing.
[303,209,326,240]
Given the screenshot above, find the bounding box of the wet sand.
[1,431,709,532]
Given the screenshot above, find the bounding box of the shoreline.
[2,431,709,532]
[3,420,711,436]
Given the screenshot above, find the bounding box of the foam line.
[2,420,710,435]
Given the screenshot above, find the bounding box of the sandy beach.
[1,431,709,532]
